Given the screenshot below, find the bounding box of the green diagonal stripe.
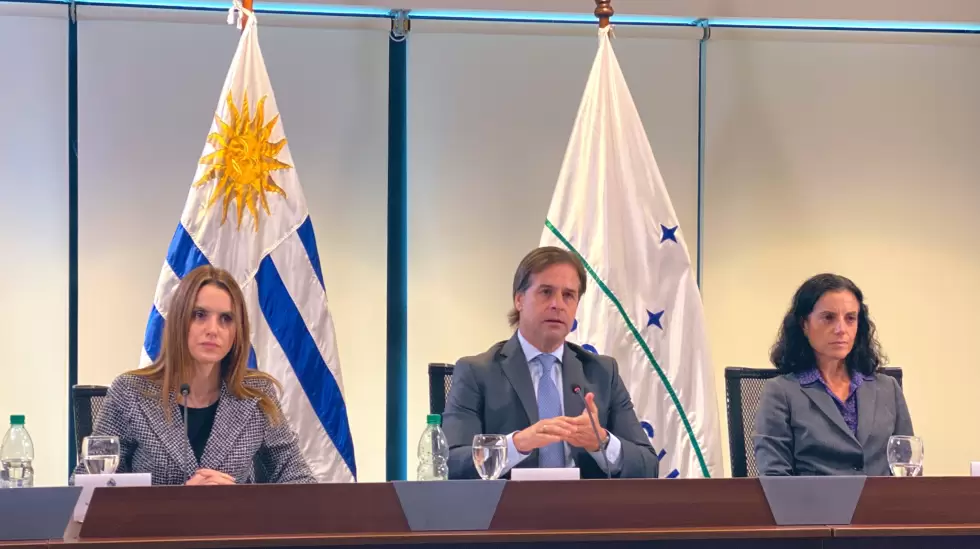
[545,219,711,477]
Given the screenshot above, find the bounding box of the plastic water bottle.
[1,415,35,488]
[416,414,448,481]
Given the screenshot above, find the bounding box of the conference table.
[7,477,980,549]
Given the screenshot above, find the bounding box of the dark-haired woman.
[753,273,914,476]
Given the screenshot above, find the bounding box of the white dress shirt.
[501,331,623,475]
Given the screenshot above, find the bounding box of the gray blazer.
[443,333,659,479]
[73,374,316,485]
[753,372,914,476]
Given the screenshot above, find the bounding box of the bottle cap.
[10,415,25,426]
[426,414,441,426]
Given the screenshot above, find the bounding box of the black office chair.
[428,363,455,415]
[724,366,903,478]
[71,385,109,455]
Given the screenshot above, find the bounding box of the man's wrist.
[598,429,610,450]
[513,429,530,455]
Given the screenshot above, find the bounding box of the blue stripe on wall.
[296,216,325,290]
[166,223,210,279]
[255,254,357,477]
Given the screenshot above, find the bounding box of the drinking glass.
[82,436,120,475]
[887,435,924,477]
[472,434,508,480]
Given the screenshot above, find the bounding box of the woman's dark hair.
[770,273,885,376]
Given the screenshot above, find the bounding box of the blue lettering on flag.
[642,420,679,478]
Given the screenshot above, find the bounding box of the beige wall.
[406,21,701,477]
[407,24,980,477]
[3,6,979,483]
[75,9,390,481]
[704,29,980,476]
[0,5,69,486]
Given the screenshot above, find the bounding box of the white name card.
[510,467,580,481]
[971,462,980,477]
[72,473,152,522]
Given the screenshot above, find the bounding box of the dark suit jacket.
[753,372,914,476]
[443,333,659,479]
[73,374,316,485]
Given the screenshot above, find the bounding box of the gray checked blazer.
[73,373,316,485]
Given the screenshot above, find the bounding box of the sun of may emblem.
[194,91,291,231]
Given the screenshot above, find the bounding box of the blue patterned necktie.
[535,354,566,468]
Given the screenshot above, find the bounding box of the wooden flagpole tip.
[595,0,614,28]
[241,0,253,31]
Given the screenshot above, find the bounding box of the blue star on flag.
[647,309,665,330]
[660,224,678,243]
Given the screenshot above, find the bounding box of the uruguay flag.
[541,27,722,478]
[140,7,356,482]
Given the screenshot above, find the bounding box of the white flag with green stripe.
[541,27,722,478]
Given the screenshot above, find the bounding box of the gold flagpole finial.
[595,0,614,28]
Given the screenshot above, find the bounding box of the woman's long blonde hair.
[129,265,281,423]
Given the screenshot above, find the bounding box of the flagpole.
[595,0,613,27]
[241,0,252,30]
[696,19,710,290]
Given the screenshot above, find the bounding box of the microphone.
[571,384,611,480]
[179,384,191,441]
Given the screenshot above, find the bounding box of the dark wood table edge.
[27,525,980,548]
[51,527,831,547]
[833,525,980,537]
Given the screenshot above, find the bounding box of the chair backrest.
[427,363,455,415]
[71,385,108,455]
[724,366,903,478]
[881,366,903,388]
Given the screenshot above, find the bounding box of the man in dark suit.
[443,246,659,479]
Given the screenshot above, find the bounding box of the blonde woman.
[76,265,315,485]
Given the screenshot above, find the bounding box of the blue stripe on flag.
[248,347,257,370]
[144,224,212,361]
[296,216,325,290]
[144,305,165,361]
[255,255,356,476]
[166,223,210,278]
